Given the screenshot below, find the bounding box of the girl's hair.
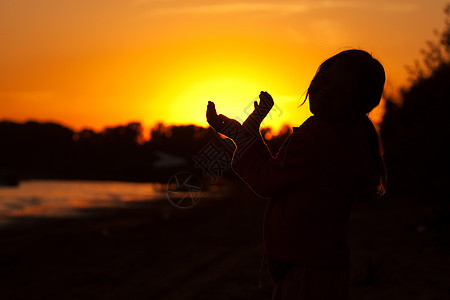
[304,49,387,196]
[363,115,387,197]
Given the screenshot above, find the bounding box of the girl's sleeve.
[231,128,317,199]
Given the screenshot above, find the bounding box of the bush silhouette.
[381,4,450,200]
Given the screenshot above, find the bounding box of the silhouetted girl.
[206,49,386,299]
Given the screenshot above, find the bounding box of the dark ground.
[0,181,449,299]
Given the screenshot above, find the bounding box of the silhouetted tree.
[0,121,75,176]
[149,123,214,159]
[381,4,450,200]
[102,122,144,146]
[405,4,450,82]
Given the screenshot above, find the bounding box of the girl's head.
[306,49,385,121]
[306,49,387,196]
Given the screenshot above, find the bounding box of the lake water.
[0,180,167,225]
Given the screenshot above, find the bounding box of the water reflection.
[0,180,166,222]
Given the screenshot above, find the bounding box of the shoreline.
[0,183,449,299]
[0,182,274,299]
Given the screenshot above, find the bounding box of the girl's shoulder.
[294,116,315,131]
[293,116,321,137]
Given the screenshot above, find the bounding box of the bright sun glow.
[143,36,313,133]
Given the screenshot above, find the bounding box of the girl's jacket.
[231,116,378,268]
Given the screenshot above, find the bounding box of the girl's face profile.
[309,59,358,121]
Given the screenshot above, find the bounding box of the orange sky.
[0,0,448,135]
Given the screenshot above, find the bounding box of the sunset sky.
[0,0,448,135]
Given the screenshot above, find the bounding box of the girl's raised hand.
[255,91,274,119]
[243,91,274,132]
[206,101,222,131]
[206,101,242,140]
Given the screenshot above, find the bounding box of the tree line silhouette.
[380,3,450,202]
[0,120,291,183]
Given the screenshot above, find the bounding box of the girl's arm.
[231,128,317,199]
[206,92,317,199]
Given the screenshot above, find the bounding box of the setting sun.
[146,35,314,132]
